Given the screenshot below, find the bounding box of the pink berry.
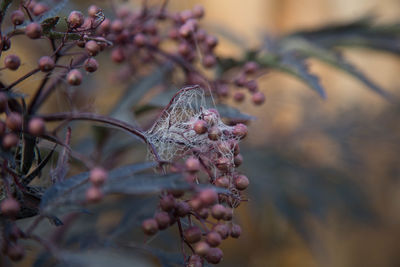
[89,167,108,186]
[28,118,46,136]
[4,54,20,71]
[67,69,83,86]
[142,218,158,235]
[68,11,84,28]
[11,10,24,25]
[25,22,42,39]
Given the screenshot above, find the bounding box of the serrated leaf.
[40,162,158,215]
[41,17,60,34]
[259,53,326,98]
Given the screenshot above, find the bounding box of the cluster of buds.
[142,106,249,266]
[86,167,108,204]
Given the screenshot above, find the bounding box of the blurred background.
[6,0,400,266]
[171,1,400,267]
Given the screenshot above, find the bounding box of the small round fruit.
[213,223,229,239]
[67,69,83,86]
[234,174,249,190]
[0,198,20,217]
[85,40,100,56]
[206,231,222,247]
[198,189,218,207]
[28,117,46,136]
[6,112,22,131]
[230,224,242,238]
[2,133,19,149]
[38,56,55,72]
[194,241,210,256]
[4,54,20,71]
[176,201,190,217]
[211,204,225,220]
[160,195,175,211]
[185,157,201,172]
[89,167,108,186]
[232,123,248,139]
[184,226,202,243]
[142,218,158,235]
[193,120,208,134]
[85,186,103,203]
[215,176,229,188]
[252,91,265,105]
[11,10,25,25]
[68,11,84,28]
[205,247,223,264]
[208,126,221,141]
[25,22,42,39]
[84,58,98,72]
[154,211,170,230]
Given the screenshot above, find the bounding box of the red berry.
[67,69,83,86]
[28,117,46,136]
[215,176,229,188]
[222,207,233,221]
[188,198,202,211]
[142,218,158,235]
[85,186,103,203]
[11,10,25,25]
[233,91,245,102]
[205,247,223,264]
[111,19,124,33]
[230,224,241,238]
[25,22,42,39]
[2,133,19,149]
[184,226,202,243]
[198,189,218,207]
[89,167,108,186]
[160,195,176,211]
[215,157,230,172]
[246,80,258,92]
[84,58,99,73]
[208,126,221,141]
[133,33,147,47]
[206,231,222,247]
[243,61,259,74]
[198,208,209,219]
[213,223,229,240]
[68,11,84,28]
[234,174,249,190]
[85,40,100,56]
[38,56,55,72]
[211,204,225,220]
[194,241,210,256]
[4,54,20,71]
[232,123,248,139]
[234,154,243,167]
[88,5,101,18]
[252,91,265,105]
[176,201,190,217]
[193,5,205,18]
[111,47,125,63]
[0,198,20,217]
[6,112,22,131]
[32,3,48,16]
[193,120,208,134]
[154,211,170,230]
[185,157,201,172]
[202,54,216,68]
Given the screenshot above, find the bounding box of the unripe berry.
[85,186,103,203]
[25,22,42,39]
[4,54,20,71]
[67,69,83,86]
[6,112,22,131]
[215,176,229,188]
[111,47,125,63]
[206,35,218,48]
[154,211,170,230]
[184,226,202,243]
[185,157,201,172]
[232,123,248,139]
[84,58,98,72]
[0,198,20,217]
[85,40,100,56]
[234,154,243,167]
[198,189,218,206]
[233,91,245,102]
[88,5,101,18]
[208,126,221,141]
[28,117,46,136]
[133,33,147,47]
[246,80,258,92]
[243,61,259,74]
[215,157,230,172]
[68,11,84,28]
[193,120,207,134]
[202,54,216,68]
[194,241,210,256]
[206,231,222,247]
[89,167,108,186]
[6,243,24,261]
[160,195,175,211]
[38,56,55,72]
[11,10,25,25]
[142,218,158,235]
[188,255,203,267]
[205,247,223,264]
[2,133,19,149]
[213,223,229,240]
[252,91,265,105]
[234,174,249,190]
[230,224,241,238]
[32,3,48,16]
[176,201,190,217]
[211,204,225,220]
[193,4,205,18]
